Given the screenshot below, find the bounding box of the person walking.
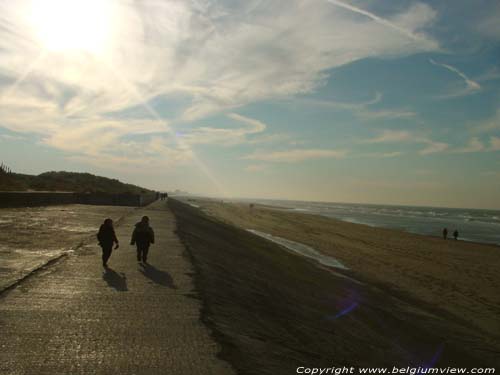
[453,230,459,240]
[131,216,155,263]
[97,218,119,268]
[442,227,448,240]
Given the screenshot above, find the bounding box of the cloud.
[295,93,416,121]
[472,109,500,133]
[360,151,403,158]
[0,0,439,170]
[295,92,382,111]
[325,1,437,46]
[362,129,449,155]
[439,137,500,154]
[452,137,485,153]
[176,113,267,146]
[429,59,481,98]
[245,164,268,172]
[477,4,500,41]
[243,149,346,163]
[475,67,500,83]
[362,130,413,143]
[357,109,416,120]
[418,140,449,155]
[0,133,25,141]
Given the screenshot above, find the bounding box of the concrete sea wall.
[0,192,158,208]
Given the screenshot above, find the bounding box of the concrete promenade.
[0,201,235,374]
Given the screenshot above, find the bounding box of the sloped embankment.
[169,199,490,375]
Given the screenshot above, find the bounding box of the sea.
[231,198,500,246]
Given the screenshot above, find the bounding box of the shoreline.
[169,199,500,372]
[283,209,499,248]
[252,203,500,247]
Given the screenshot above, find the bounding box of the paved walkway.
[0,201,235,375]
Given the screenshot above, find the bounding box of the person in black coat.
[97,218,119,268]
[131,216,155,263]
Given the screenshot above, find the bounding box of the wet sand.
[0,204,134,291]
[170,198,500,373]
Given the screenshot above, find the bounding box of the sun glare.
[29,0,113,54]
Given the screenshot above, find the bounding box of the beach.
[170,198,500,372]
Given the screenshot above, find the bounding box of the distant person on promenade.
[453,230,459,240]
[442,227,448,240]
[131,216,155,263]
[97,218,119,268]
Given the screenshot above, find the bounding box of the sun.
[29,0,114,54]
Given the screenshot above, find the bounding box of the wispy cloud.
[0,0,439,170]
[356,109,417,120]
[429,59,481,98]
[0,133,26,141]
[176,113,267,146]
[245,164,268,172]
[362,129,449,155]
[294,92,382,111]
[359,151,403,158]
[361,130,413,143]
[325,1,438,46]
[297,92,416,121]
[243,149,346,163]
[452,137,485,153]
[444,138,500,154]
[418,140,449,155]
[472,109,500,133]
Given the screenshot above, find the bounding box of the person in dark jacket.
[131,216,155,263]
[453,229,459,240]
[97,218,119,268]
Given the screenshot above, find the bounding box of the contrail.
[429,59,480,91]
[325,0,423,42]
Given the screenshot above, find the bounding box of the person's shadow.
[139,263,177,289]
[103,268,128,291]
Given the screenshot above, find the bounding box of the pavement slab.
[0,200,235,375]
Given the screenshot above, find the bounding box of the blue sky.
[0,0,499,208]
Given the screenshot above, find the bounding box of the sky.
[0,0,499,209]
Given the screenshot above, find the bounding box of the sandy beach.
[171,198,500,372]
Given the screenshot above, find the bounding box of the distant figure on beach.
[97,218,119,268]
[131,216,155,263]
[453,230,459,240]
[442,227,448,240]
